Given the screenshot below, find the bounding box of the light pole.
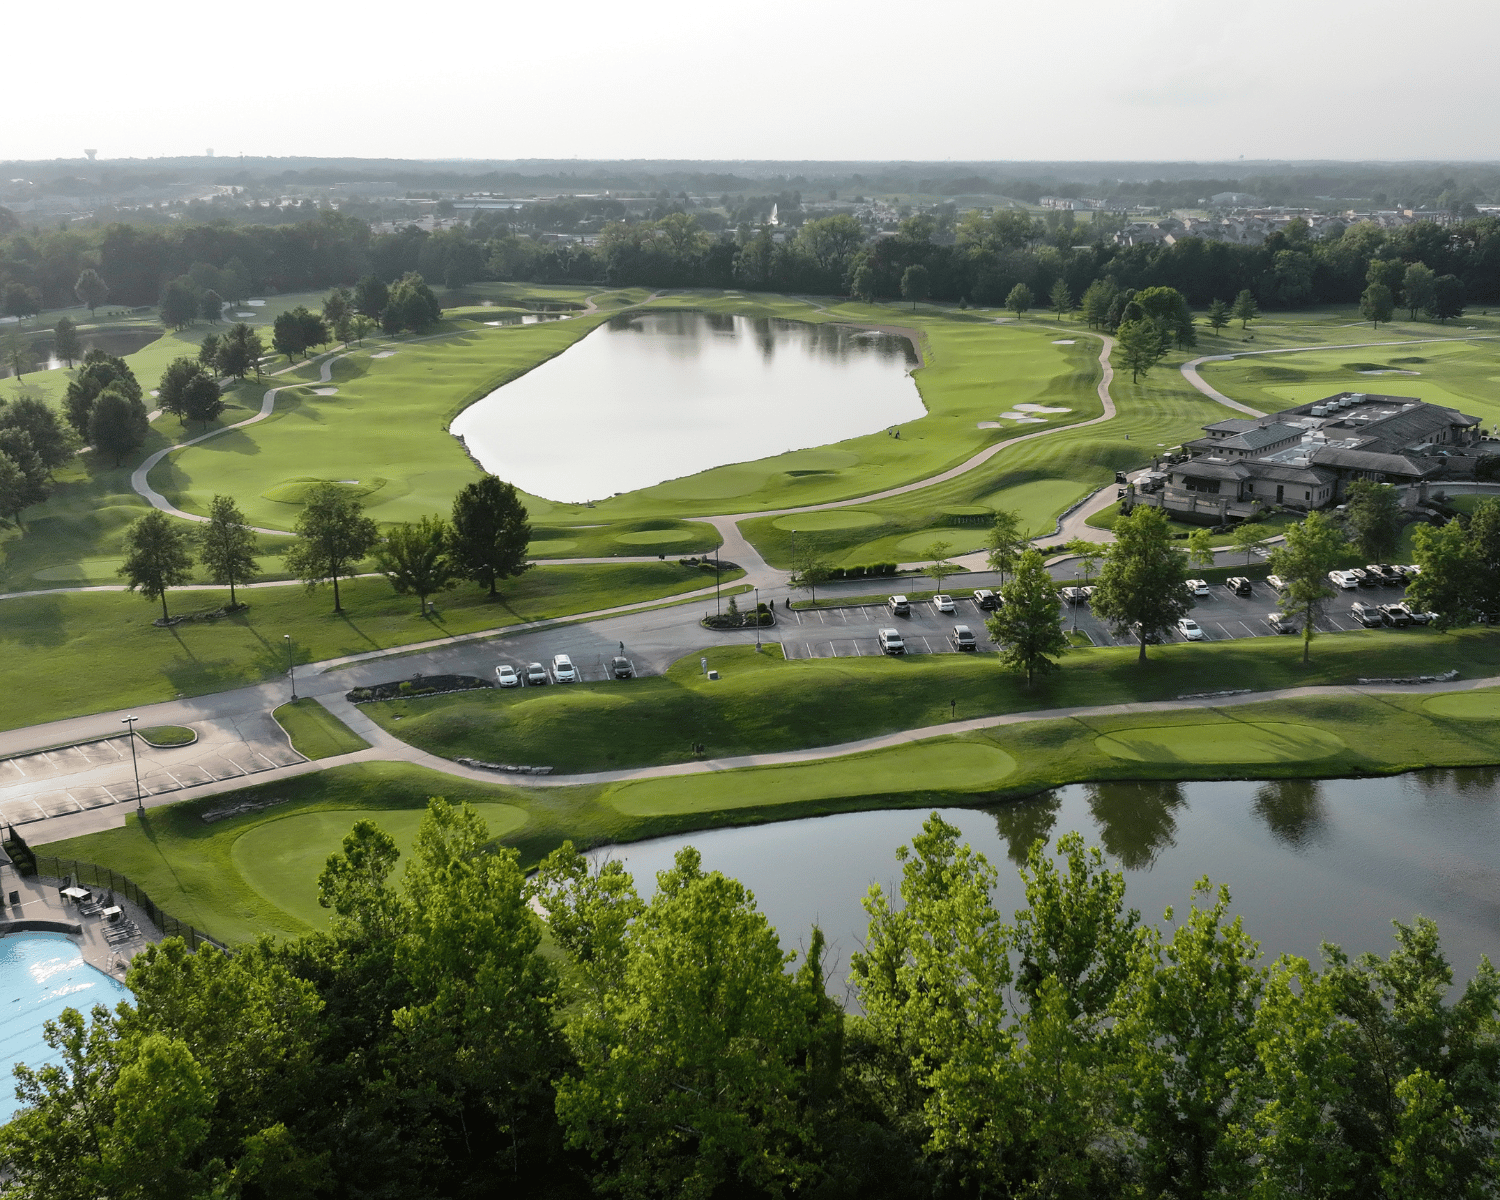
[284,635,296,700]
[121,715,143,817]
[754,587,761,649]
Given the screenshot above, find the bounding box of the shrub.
[829,566,846,580]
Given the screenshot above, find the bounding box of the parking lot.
[490,649,642,686]
[1066,576,1427,647]
[778,596,999,659]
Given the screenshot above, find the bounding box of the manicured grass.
[363,630,1500,774]
[1093,720,1347,763]
[272,698,369,760]
[528,518,721,559]
[136,725,195,747]
[42,685,1500,946]
[230,803,526,930]
[1199,335,1500,430]
[0,562,728,733]
[607,741,1015,816]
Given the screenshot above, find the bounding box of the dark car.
[951,624,978,651]
[1267,612,1298,634]
[1350,602,1385,628]
[523,662,548,686]
[1349,568,1378,589]
[609,656,634,678]
[1369,564,1403,587]
[1226,577,1253,597]
[1379,604,1413,627]
[973,589,1000,610]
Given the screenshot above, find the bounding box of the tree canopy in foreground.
[3,804,1495,1200]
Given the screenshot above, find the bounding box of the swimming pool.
[0,934,132,1123]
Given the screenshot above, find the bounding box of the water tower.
[84,149,97,161]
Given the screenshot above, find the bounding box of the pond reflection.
[450,311,923,502]
[598,769,1500,994]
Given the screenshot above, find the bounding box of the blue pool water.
[0,934,132,1123]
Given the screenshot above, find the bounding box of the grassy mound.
[1424,690,1500,720]
[607,741,1014,816]
[230,803,526,929]
[771,510,884,531]
[273,699,370,760]
[261,477,386,505]
[1094,721,1347,764]
[137,725,195,747]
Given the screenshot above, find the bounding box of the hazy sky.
[14,0,1500,164]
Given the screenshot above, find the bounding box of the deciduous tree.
[1269,510,1343,662]
[1360,282,1394,328]
[921,538,958,589]
[988,547,1069,687]
[1116,317,1166,383]
[1402,262,1437,320]
[159,277,199,330]
[375,514,456,614]
[1089,504,1191,660]
[1428,273,1465,322]
[87,384,149,465]
[74,267,109,314]
[899,264,930,310]
[157,357,224,428]
[449,475,532,596]
[119,508,196,621]
[52,316,82,367]
[1006,282,1034,318]
[285,482,378,613]
[64,350,141,436]
[198,494,259,607]
[0,395,75,472]
[1344,478,1400,561]
[985,508,1028,581]
[199,288,223,323]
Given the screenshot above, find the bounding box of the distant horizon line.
[6,155,1500,168]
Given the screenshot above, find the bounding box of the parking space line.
[828,642,839,657]
[815,610,826,624]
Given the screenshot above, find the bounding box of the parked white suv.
[1328,570,1359,590]
[551,653,578,683]
[877,628,906,655]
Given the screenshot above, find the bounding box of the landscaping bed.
[137,725,196,748]
[346,674,492,703]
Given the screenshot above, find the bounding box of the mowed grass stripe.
[606,741,1016,816]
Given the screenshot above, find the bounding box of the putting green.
[607,740,1014,817]
[1095,722,1346,764]
[614,529,701,546]
[1424,691,1500,720]
[262,477,386,505]
[771,509,883,531]
[894,530,989,555]
[527,538,578,554]
[231,804,528,930]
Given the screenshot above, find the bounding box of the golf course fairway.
[1094,721,1347,764]
[605,740,1015,817]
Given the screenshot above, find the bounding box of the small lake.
[450,311,923,502]
[0,327,159,378]
[597,770,1500,998]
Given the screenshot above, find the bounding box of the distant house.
[1138,394,1482,523]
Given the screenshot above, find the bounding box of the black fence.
[33,855,226,952]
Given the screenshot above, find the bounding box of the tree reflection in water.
[990,791,1063,865]
[1252,778,1329,850]
[1084,781,1186,869]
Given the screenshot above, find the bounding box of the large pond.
[0,933,132,1122]
[597,770,1500,997]
[450,311,923,502]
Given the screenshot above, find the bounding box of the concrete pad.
[371,350,397,358]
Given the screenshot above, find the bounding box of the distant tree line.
[2,806,1495,1198]
[2,208,1498,332]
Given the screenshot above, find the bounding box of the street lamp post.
[754,587,761,649]
[284,635,296,700]
[121,715,143,817]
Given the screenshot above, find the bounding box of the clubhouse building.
[1140,393,1484,522]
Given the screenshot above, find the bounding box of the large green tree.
[86,384,150,465]
[1005,282,1034,318]
[52,316,82,367]
[899,263,930,310]
[118,508,196,621]
[553,844,830,1199]
[74,267,109,315]
[987,547,1069,687]
[198,494,260,607]
[1116,317,1166,383]
[285,482,379,612]
[1231,289,1258,330]
[0,396,74,472]
[984,507,1028,581]
[1205,297,1231,336]
[1269,510,1343,662]
[1402,262,1437,320]
[1360,282,1394,328]
[1089,504,1191,660]
[1344,478,1401,561]
[64,350,142,437]
[375,514,457,614]
[448,475,532,597]
[157,357,224,429]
